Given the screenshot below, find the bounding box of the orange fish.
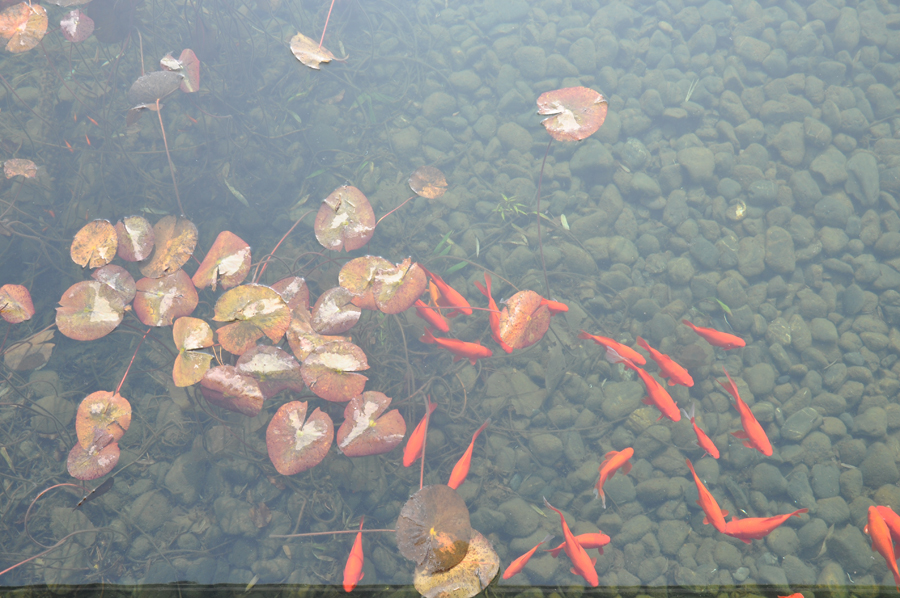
[685,458,728,533]
[720,368,772,456]
[723,508,808,543]
[474,273,512,353]
[866,506,900,590]
[683,404,719,459]
[543,498,598,587]
[540,298,568,314]
[636,337,693,387]
[402,397,436,467]
[343,517,365,592]
[447,418,491,489]
[621,360,681,422]
[546,532,610,557]
[778,594,804,598]
[414,299,449,333]
[595,448,633,508]
[578,330,646,365]
[873,505,900,545]
[502,533,553,580]
[420,327,492,365]
[682,320,745,349]
[421,267,472,316]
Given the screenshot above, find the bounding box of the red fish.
[636,337,693,387]
[873,505,900,545]
[685,458,728,533]
[343,517,365,592]
[474,273,512,353]
[578,330,646,365]
[402,397,436,467]
[421,267,472,316]
[540,298,568,314]
[420,327,492,365]
[622,360,681,422]
[720,368,772,456]
[778,594,804,598]
[547,532,610,557]
[448,418,491,489]
[723,508,808,543]
[414,299,449,333]
[543,498,599,587]
[866,506,900,590]
[682,320,745,349]
[502,533,553,580]
[683,404,719,459]
[595,448,633,508]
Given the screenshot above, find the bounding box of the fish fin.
[642,397,653,406]
[702,515,709,524]
[597,547,604,555]
[732,430,748,439]
[452,354,463,362]
[636,336,649,351]
[473,280,488,297]
[600,451,618,465]
[360,572,364,582]
[667,379,676,386]
[420,328,436,344]
[742,441,754,449]
[721,510,728,518]
[864,524,869,534]
[469,357,478,366]
[622,462,632,474]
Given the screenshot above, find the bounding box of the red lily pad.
[172,316,213,387]
[214,284,290,355]
[271,276,309,311]
[115,216,155,262]
[133,269,199,327]
[56,281,125,341]
[498,290,551,350]
[310,286,361,335]
[537,87,608,142]
[75,391,131,449]
[71,220,117,269]
[289,32,335,70]
[266,401,333,475]
[314,185,375,252]
[192,230,251,291]
[396,484,473,574]
[301,341,369,402]
[60,8,93,42]
[409,166,447,199]
[286,304,349,362]
[67,435,119,480]
[200,365,265,416]
[177,48,200,93]
[92,265,136,304]
[235,345,305,398]
[140,216,198,279]
[338,256,392,310]
[336,391,406,457]
[0,283,34,323]
[372,258,427,314]
[1,3,47,53]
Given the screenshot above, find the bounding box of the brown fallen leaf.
[249,501,272,528]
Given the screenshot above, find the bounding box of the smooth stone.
[798,517,828,549]
[765,226,796,274]
[772,121,805,165]
[422,92,457,120]
[875,231,900,257]
[734,35,771,63]
[787,469,818,511]
[834,7,861,51]
[748,180,778,205]
[498,497,541,538]
[31,395,75,433]
[668,257,694,285]
[738,236,766,277]
[751,463,788,495]
[496,122,533,153]
[658,520,691,555]
[513,46,547,79]
[615,514,653,544]
[860,443,900,488]
[816,496,850,525]
[213,496,258,537]
[766,527,800,557]
[814,195,852,228]
[596,381,643,420]
[783,554,817,585]
[745,362,776,395]
[810,146,848,186]
[790,170,823,208]
[529,433,564,465]
[854,406,887,438]
[846,152,880,206]
[828,524,872,574]
[449,70,481,92]
[811,463,841,499]
[677,147,715,183]
[809,318,838,343]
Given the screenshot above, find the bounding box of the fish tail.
[420,327,436,344]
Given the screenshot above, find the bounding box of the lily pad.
[0,283,34,323]
[67,436,119,480]
[60,9,93,42]
[396,484,473,574]
[133,269,198,326]
[115,216,155,262]
[310,286,361,335]
[140,215,198,279]
[338,255,392,311]
[172,316,213,387]
[92,265,136,304]
[3,158,36,178]
[75,391,131,449]
[127,70,182,108]
[414,531,499,598]
[289,32,335,69]
[537,87,608,142]
[266,401,333,475]
[3,329,53,371]
[336,391,406,457]
[371,258,427,314]
[200,365,266,416]
[498,290,551,351]
[56,281,125,341]
[235,345,304,398]
[300,341,369,402]
[71,220,117,269]
[409,166,447,199]
[314,185,375,252]
[192,230,251,291]
[271,276,309,311]
[1,3,47,53]
[214,284,290,355]
[286,304,349,362]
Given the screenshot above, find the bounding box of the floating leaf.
[286,304,348,362]
[214,285,290,355]
[235,345,304,398]
[1,3,47,53]
[310,286,361,335]
[314,185,376,252]
[4,329,53,371]
[92,265,136,304]
[498,290,551,351]
[300,341,368,402]
[192,230,251,291]
[67,435,119,480]
[336,391,406,457]
[289,32,334,69]
[372,258,426,314]
[71,220,117,269]
[56,281,125,341]
[537,87,608,142]
[200,365,265,416]
[0,283,33,323]
[60,9,93,42]
[133,269,198,326]
[266,401,333,475]
[115,216,155,262]
[126,70,182,108]
[178,48,199,93]
[271,276,309,311]
[414,531,499,598]
[409,166,447,199]
[3,158,36,178]
[140,216,198,279]
[75,391,131,449]
[339,256,393,311]
[396,485,473,574]
[172,316,213,387]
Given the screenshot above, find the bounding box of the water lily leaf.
[3,158,36,178]
[67,435,119,480]
[115,216,155,262]
[336,391,406,457]
[0,2,29,38]
[266,401,333,475]
[235,345,304,398]
[56,281,125,341]
[127,70,182,108]
[310,286,361,335]
[60,8,93,42]
[498,290,551,351]
[92,265,136,304]
[134,269,198,327]
[161,48,200,93]
[314,185,375,252]
[409,166,447,199]
[537,87,608,142]
[213,285,290,355]
[372,258,426,314]
[396,485,472,574]
[3,329,53,371]
[0,283,34,323]
[413,531,499,598]
[71,220,117,269]
[140,215,198,279]
[300,341,369,402]
[286,304,348,362]
[289,32,334,70]
[172,316,213,387]
[1,3,47,53]
[75,391,131,449]
[271,276,309,311]
[337,255,390,311]
[192,230,251,291]
[200,365,265,416]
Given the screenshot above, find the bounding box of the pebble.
[861,443,900,488]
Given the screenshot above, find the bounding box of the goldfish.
[402,397,436,467]
[474,273,512,353]
[420,327,492,365]
[502,533,553,580]
[414,299,449,333]
[866,506,900,590]
[636,337,693,387]
[723,508,808,543]
[421,267,472,316]
[540,298,568,314]
[543,498,599,587]
[685,458,728,533]
[873,505,900,545]
[578,330,646,365]
[622,360,681,422]
[719,368,773,456]
[683,404,719,459]
[778,594,804,598]
[595,448,633,508]
[682,320,745,349]
[546,532,610,557]
[447,418,491,489]
[343,517,365,592]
